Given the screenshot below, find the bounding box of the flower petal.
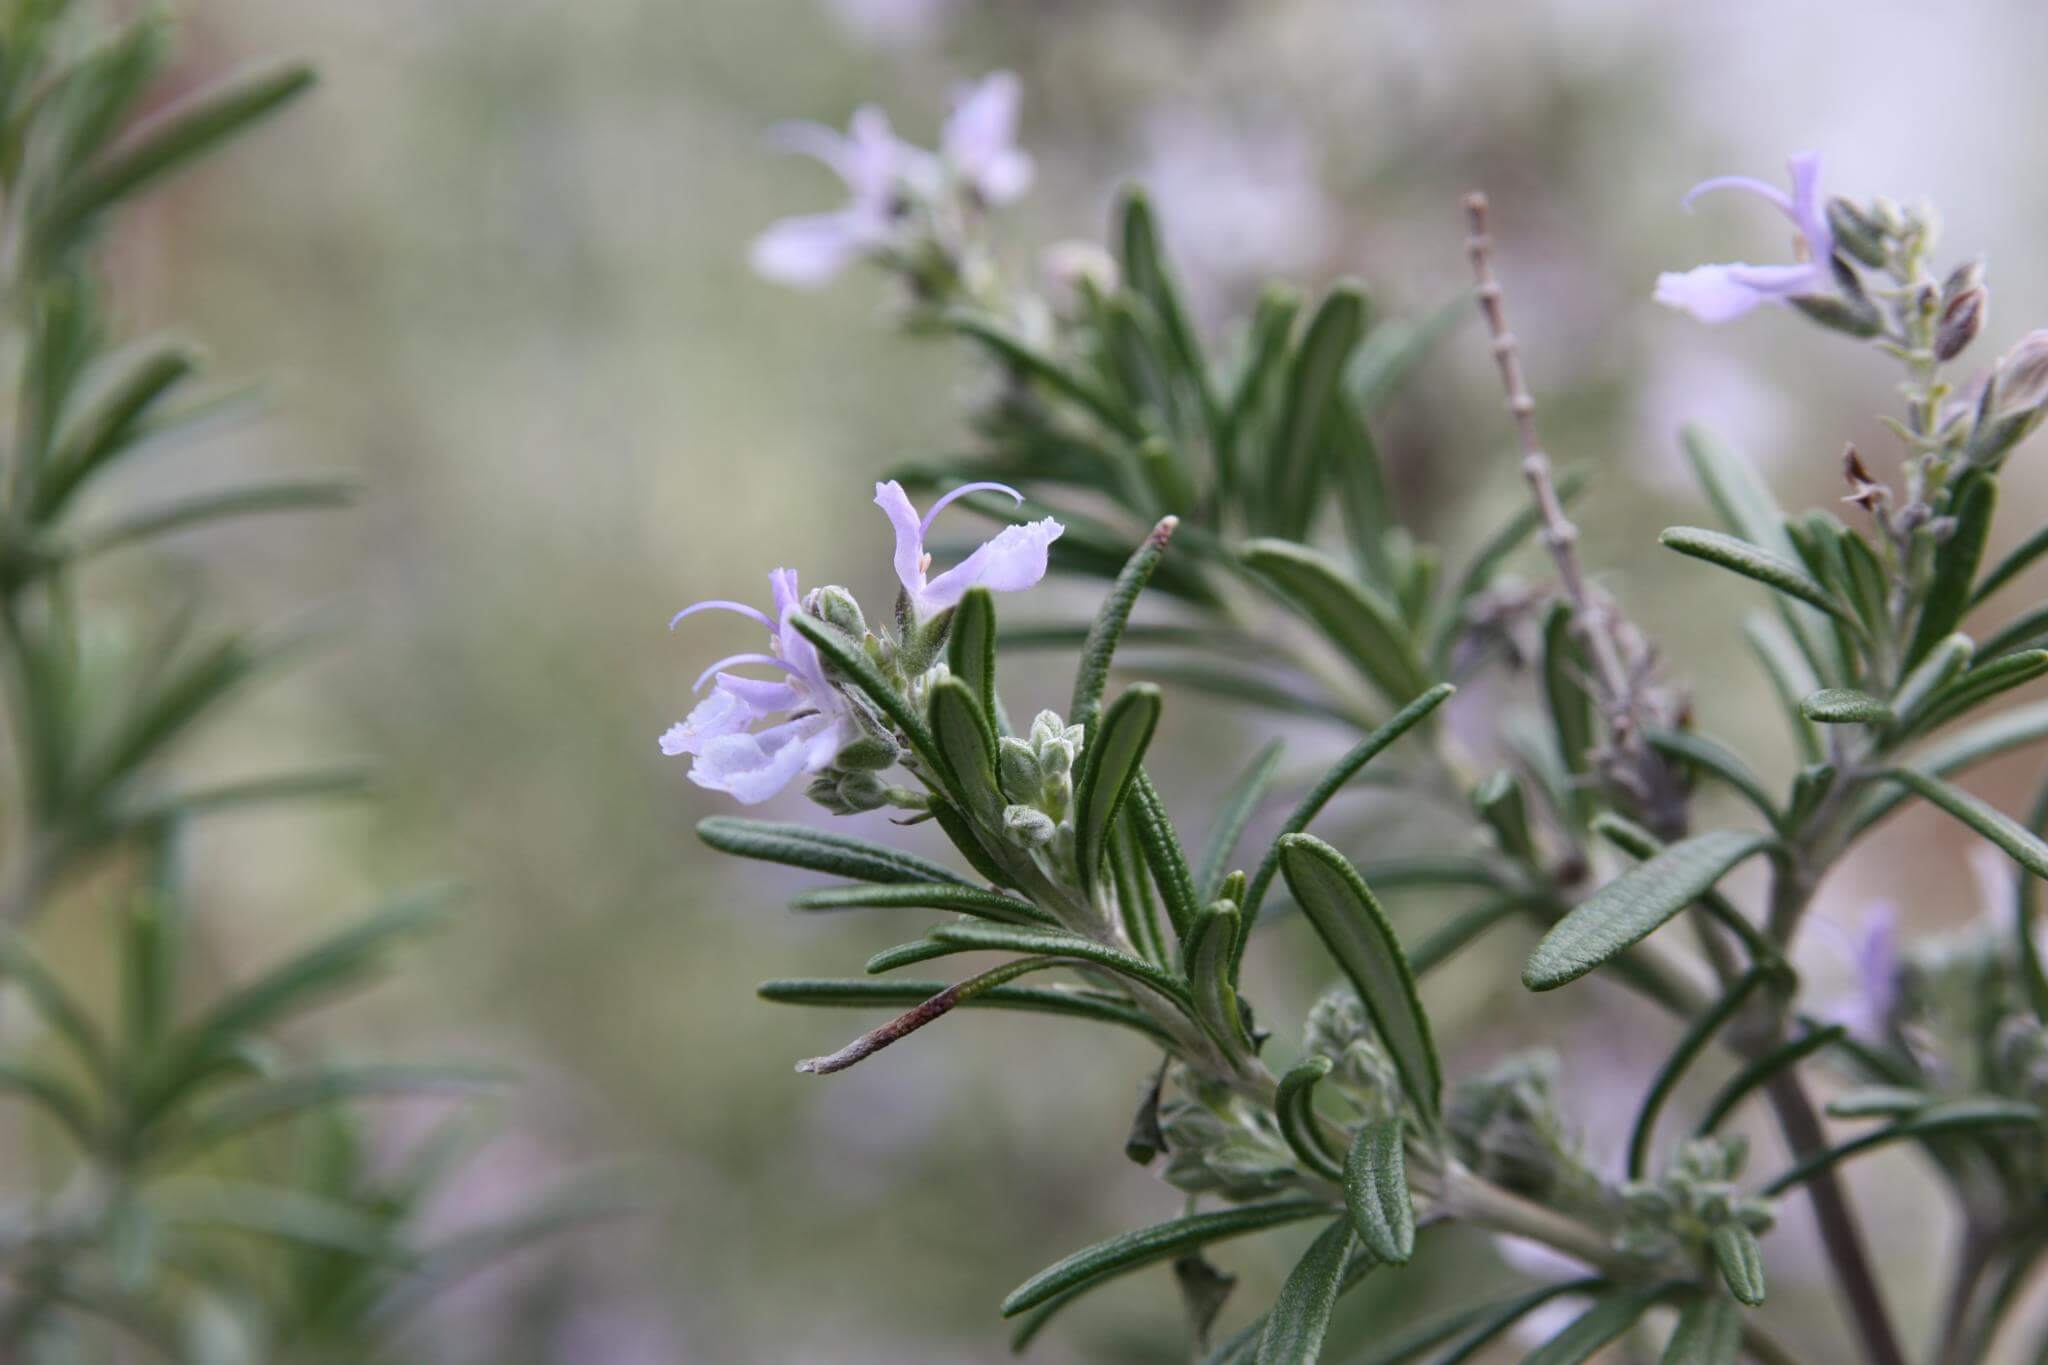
[749,212,866,287]
[688,716,830,804]
[918,516,1063,609]
[873,480,928,597]
[661,687,757,757]
[1653,264,1776,324]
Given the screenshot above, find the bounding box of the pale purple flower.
[1655,152,1835,324]
[941,72,1033,206]
[873,479,1062,616]
[661,569,854,804]
[1812,900,1901,1044]
[749,107,932,288]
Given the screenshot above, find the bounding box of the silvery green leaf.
[1342,1117,1414,1264]
[998,1200,1333,1317]
[1911,650,2048,733]
[1660,526,1856,625]
[1697,1024,1845,1135]
[1709,1223,1766,1306]
[943,308,1139,440]
[1253,1218,1359,1365]
[1524,829,1776,991]
[1800,688,1893,725]
[1629,971,1768,1178]
[1277,834,1441,1121]
[1824,1086,1932,1119]
[923,922,1195,1010]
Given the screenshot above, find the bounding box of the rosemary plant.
[675,75,2048,1364]
[0,5,598,1359]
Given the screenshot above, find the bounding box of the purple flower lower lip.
[874,478,1063,616]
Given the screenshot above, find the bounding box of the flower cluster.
[749,71,1032,297]
[662,479,1060,804]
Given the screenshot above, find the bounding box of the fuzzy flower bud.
[1934,285,1987,362]
[997,736,1040,802]
[1003,804,1057,847]
[805,585,869,639]
[1967,329,2048,466]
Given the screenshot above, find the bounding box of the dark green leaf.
[1353,1279,1610,1365]
[1971,519,2048,608]
[1906,473,1995,667]
[1825,1087,1934,1119]
[1524,1282,1684,1365]
[1074,685,1162,887]
[1661,1295,1743,1365]
[1524,829,1776,991]
[1185,902,1253,1058]
[1342,1117,1414,1264]
[70,476,355,560]
[1542,601,1595,787]
[1254,1218,1359,1365]
[1630,971,1767,1178]
[1266,283,1366,537]
[1198,740,1283,902]
[947,587,1000,734]
[1763,1098,2042,1196]
[1240,683,1454,930]
[790,884,1052,926]
[1118,187,1216,436]
[1071,518,1179,731]
[1130,774,1199,941]
[930,676,1002,818]
[1880,769,2048,880]
[1277,834,1440,1120]
[698,816,966,886]
[944,309,1140,439]
[40,62,316,250]
[1697,1024,1845,1134]
[1274,1056,1342,1180]
[924,922,1194,1010]
[787,614,954,795]
[755,978,1176,1046]
[1239,539,1429,705]
[999,1201,1334,1317]
[1645,729,1778,826]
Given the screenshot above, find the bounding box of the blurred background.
[94,0,2048,1357]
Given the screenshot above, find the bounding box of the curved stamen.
[920,480,1024,538]
[1681,175,1793,216]
[670,599,775,631]
[693,652,798,693]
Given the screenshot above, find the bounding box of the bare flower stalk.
[1462,194,1688,836]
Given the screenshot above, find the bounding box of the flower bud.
[1825,198,1889,269]
[1037,736,1074,779]
[805,585,868,638]
[1966,329,2048,466]
[834,733,899,771]
[1003,804,1057,846]
[997,737,1039,801]
[1934,286,1986,361]
[1789,290,1882,339]
[1028,710,1065,745]
[1038,240,1119,319]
